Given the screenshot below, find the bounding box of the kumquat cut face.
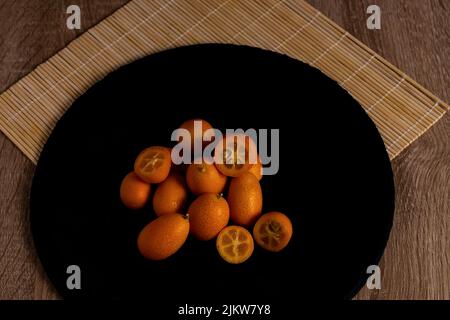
[214,134,257,177]
[134,146,172,183]
[253,212,293,252]
[216,226,254,264]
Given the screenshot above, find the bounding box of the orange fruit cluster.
[120,119,293,263]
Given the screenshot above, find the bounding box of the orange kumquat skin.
[188,193,230,241]
[186,162,227,196]
[120,172,151,209]
[153,174,188,216]
[227,172,263,227]
[179,119,214,149]
[137,213,189,260]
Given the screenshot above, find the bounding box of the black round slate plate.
[30,44,394,302]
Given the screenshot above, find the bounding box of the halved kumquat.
[253,212,293,252]
[214,134,257,177]
[134,146,172,183]
[216,226,254,264]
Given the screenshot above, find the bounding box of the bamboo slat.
[0,0,448,164]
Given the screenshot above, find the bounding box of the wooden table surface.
[0,0,449,300]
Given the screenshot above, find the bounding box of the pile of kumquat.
[120,119,293,264]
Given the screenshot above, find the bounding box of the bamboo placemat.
[0,0,448,164]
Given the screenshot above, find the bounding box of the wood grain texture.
[2,0,446,163]
[0,0,129,300]
[310,0,450,300]
[0,0,449,299]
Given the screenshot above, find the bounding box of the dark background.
[0,0,449,299]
